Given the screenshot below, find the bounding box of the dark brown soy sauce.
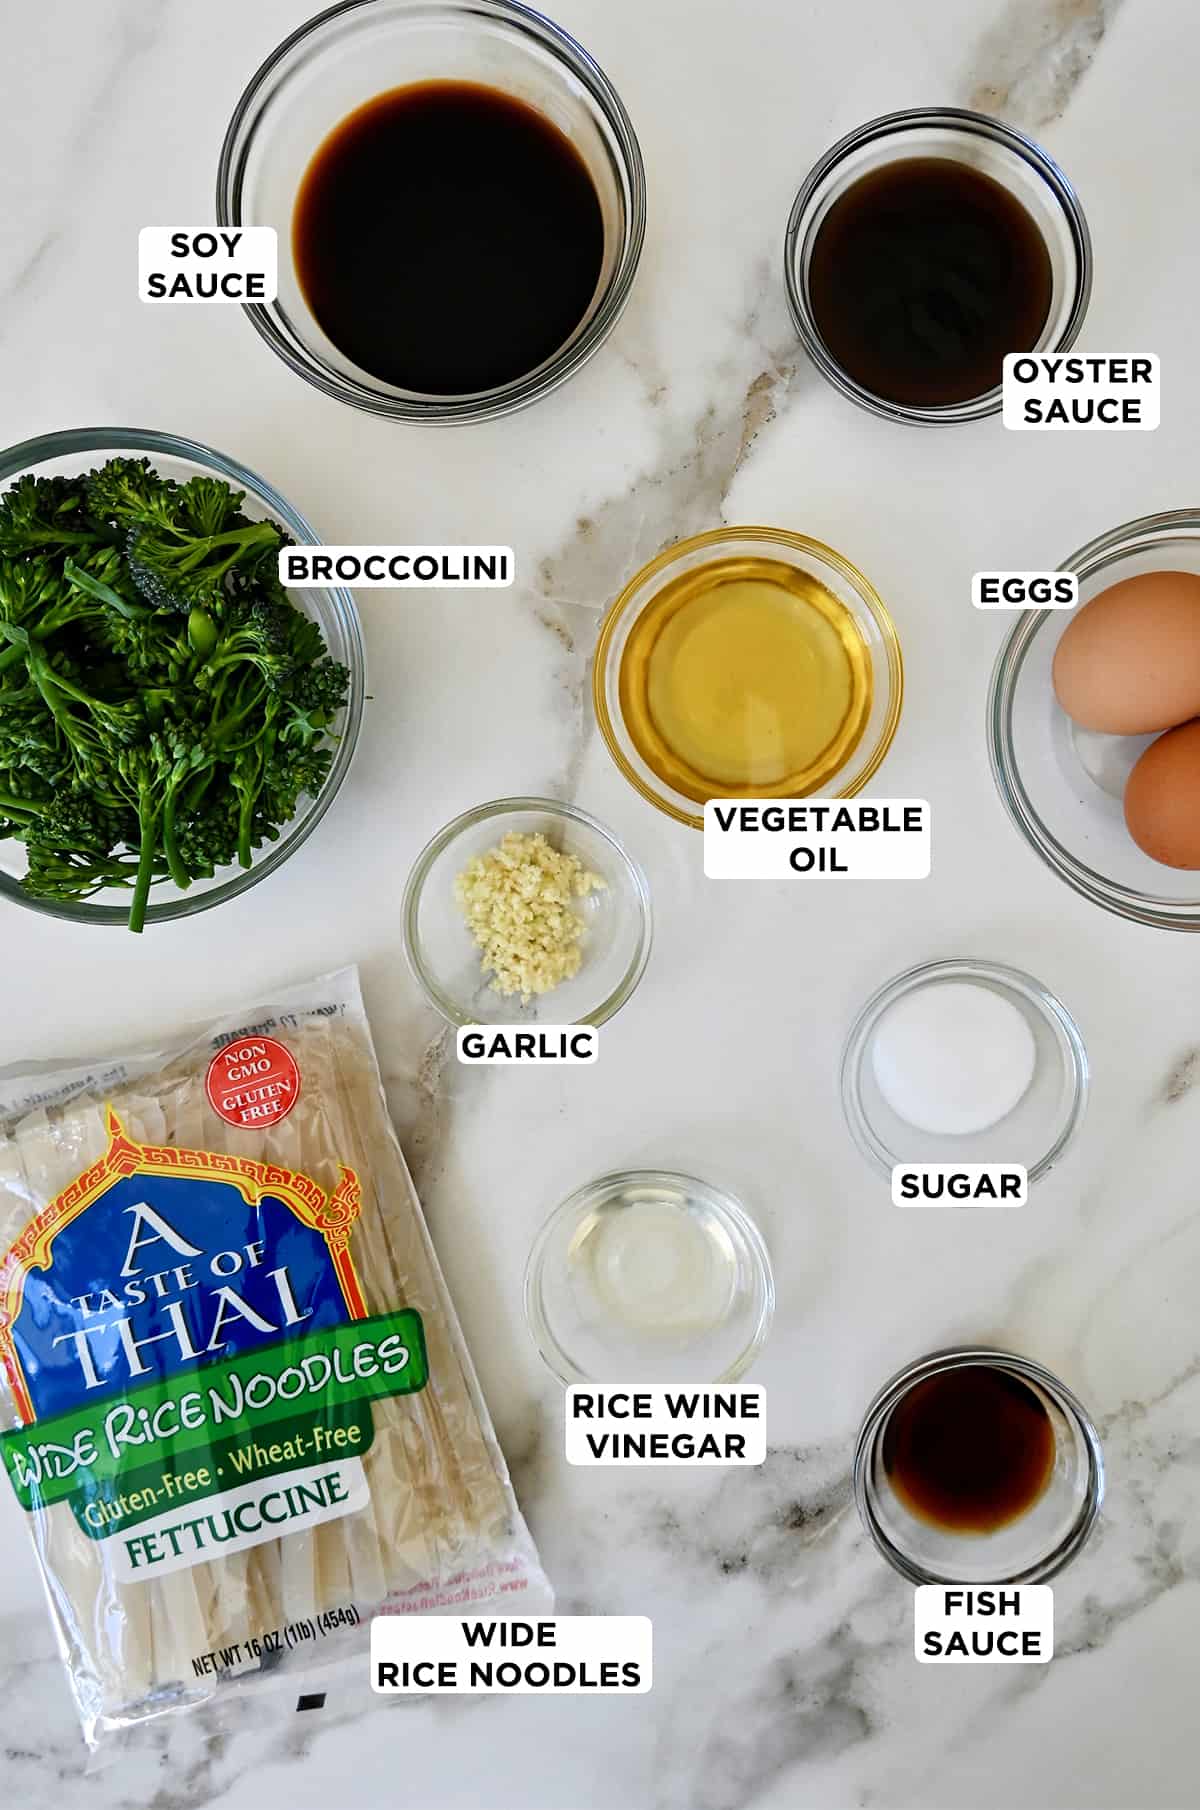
[882,1366,1055,1533]
[807,158,1053,407]
[293,81,605,395]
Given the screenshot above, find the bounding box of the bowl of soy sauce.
[784,108,1092,425]
[218,0,645,423]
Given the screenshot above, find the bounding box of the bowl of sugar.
[840,959,1088,1185]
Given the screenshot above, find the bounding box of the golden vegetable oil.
[618,555,872,803]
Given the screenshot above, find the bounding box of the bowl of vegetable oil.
[0,427,364,931]
[592,527,903,828]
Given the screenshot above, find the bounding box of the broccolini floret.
[0,456,349,930]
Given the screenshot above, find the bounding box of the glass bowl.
[854,1346,1104,1584]
[0,426,364,929]
[402,797,651,1026]
[784,107,1092,425]
[524,1168,775,1385]
[217,0,646,423]
[841,959,1088,1184]
[592,526,903,830]
[990,511,1200,930]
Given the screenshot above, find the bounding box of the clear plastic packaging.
[0,968,551,1752]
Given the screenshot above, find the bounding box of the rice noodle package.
[0,968,550,1751]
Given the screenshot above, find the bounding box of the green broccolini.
[0,457,349,932]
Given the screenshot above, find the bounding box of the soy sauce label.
[1002,354,1160,429]
[915,1586,1053,1663]
[138,228,278,303]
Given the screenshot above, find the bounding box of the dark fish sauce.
[807,157,1053,407]
[882,1365,1056,1533]
[293,81,605,395]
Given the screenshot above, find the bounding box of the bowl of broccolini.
[0,427,363,931]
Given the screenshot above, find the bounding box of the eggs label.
[916,1588,1053,1664]
[565,1387,766,1465]
[973,573,1078,610]
[892,1165,1028,1207]
[1002,354,1159,430]
[704,800,930,880]
[455,1027,598,1065]
[138,228,278,303]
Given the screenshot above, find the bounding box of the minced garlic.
[454,830,606,1001]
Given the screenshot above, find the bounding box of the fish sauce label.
[0,1105,427,1578]
[915,1586,1053,1663]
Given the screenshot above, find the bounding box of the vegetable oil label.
[0,1108,428,1579]
[704,800,930,879]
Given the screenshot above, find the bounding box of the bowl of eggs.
[989,510,1200,929]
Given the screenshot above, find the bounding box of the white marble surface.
[3,0,1200,1805]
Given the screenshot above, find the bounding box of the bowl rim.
[852,1344,1105,1584]
[988,509,1200,930]
[522,1165,776,1385]
[400,793,653,1027]
[839,957,1089,1184]
[0,425,364,927]
[215,0,647,424]
[592,524,904,829]
[783,105,1093,426]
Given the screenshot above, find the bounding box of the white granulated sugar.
[870,980,1038,1136]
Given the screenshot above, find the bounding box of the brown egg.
[1124,719,1200,869]
[1052,570,1200,733]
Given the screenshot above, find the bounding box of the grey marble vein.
[967,0,1123,128]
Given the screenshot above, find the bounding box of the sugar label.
[892,1164,1028,1207]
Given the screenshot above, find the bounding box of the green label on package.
[1,1311,427,1557]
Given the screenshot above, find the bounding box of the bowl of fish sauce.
[217,0,645,423]
[593,527,903,829]
[785,107,1092,424]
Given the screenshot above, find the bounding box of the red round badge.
[205,1035,300,1129]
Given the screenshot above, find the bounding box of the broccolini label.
[0,1108,365,1422]
[1,1309,428,1558]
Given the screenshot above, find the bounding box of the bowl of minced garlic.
[402,797,652,1026]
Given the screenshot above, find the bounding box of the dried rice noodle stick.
[9,1105,156,1719]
